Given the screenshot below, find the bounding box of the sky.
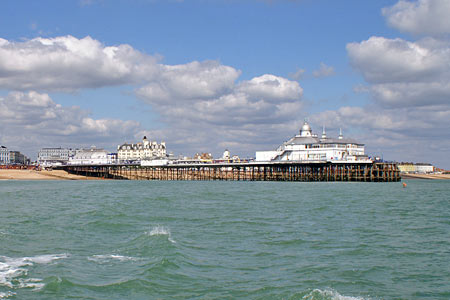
[0,0,449,169]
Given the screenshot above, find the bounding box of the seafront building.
[117,136,166,162]
[0,146,10,165]
[9,151,29,165]
[255,121,369,162]
[398,163,434,174]
[68,148,117,165]
[0,146,30,165]
[38,147,76,166]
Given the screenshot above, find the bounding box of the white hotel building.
[256,121,369,162]
[117,136,166,161]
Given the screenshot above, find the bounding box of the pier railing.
[61,162,401,182]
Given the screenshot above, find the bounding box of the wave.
[0,253,68,295]
[302,289,369,300]
[0,291,15,299]
[88,254,140,263]
[42,276,159,293]
[146,225,176,244]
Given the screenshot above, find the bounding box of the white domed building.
[255,121,369,162]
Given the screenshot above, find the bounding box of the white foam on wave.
[0,253,68,292]
[0,291,16,299]
[302,289,369,300]
[23,254,69,264]
[147,225,176,243]
[17,278,45,289]
[88,254,140,262]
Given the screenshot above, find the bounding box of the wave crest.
[88,254,140,262]
[0,253,68,295]
[146,225,176,243]
[0,291,15,299]
[303,289,369,300]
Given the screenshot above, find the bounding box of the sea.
[0,179,449,300]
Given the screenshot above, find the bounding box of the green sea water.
[0,180,449,299]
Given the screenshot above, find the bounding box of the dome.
[222,149,231,159]
[301,122,311,132]
[299,121,312,137]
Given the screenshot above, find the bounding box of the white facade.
[0,146,9,164]
[68,148,116,165]
[141,159,170,166]
[399,164,434,174]
[38,147,76,165]
[415,164,434,173]
[117,136,166,161]
[255,121,369,162]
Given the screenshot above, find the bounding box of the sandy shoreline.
[401,173,450,180]
[0,169,100,180]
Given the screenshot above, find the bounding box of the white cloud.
[312,62,335,78]
[0,35,306,158]
[237,74,303,101]
[309,104,450,167]
[347,37,448,84]
[0,36,159,91]
[0,91,142,156]
[137,73,304,155]
[347,36,450,107]
[382,0,450,36]
[136,60,240,103]
[341,2,450,168]
[137,74,303,126]
[289,68,306,80]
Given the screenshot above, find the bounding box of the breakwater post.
[61,162,401,182]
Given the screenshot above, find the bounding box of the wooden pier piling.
[61,162,401,182]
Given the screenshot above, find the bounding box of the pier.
[61,161,401,182]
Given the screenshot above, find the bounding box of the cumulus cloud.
[309,104,450,166]
[136,60,240,103]
[347,36,450,107]
[0,36,159,91]
[382,0,450,36]
[343,1,450,167]
[0,35,306,157]
[0,91,142,156]
[312,62,335,78]
[137,73,304,155]
[347,37,449,84]
[137,74,303,125]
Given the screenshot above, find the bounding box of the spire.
[338,128,343,140]
[321,125,327,139]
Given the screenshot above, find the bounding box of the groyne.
[61,162,401,182]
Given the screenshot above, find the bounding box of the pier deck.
[61,161,401,182]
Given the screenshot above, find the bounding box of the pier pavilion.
[256,121,368,163]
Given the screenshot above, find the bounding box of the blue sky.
[0,0,449,168]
